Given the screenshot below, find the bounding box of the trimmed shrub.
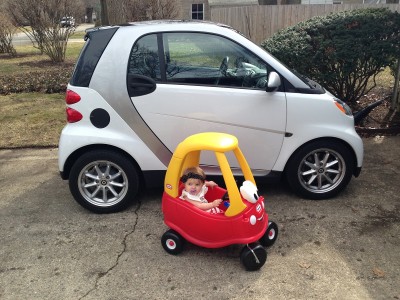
[0,12,17,57]
[262,8,400,104]
[0,68,73,95]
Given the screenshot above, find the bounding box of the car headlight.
[333,98,352,116]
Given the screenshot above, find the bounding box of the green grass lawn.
[373,67,395,90]
[0,42,83,149]
[0,93,65,148]
[0,42,83,76]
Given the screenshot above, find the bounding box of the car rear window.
[128,33,161,81]
[70,27,119,87]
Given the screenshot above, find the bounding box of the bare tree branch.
[6,0,84,62]
[106,0,179,24]
[0,10,17,56]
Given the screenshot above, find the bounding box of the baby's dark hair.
[180,166,206,183]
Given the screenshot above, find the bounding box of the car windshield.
[287,68,326,92]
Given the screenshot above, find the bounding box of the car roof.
[173,132,239,159]
[128,19,232,29]
[88,20,240,36]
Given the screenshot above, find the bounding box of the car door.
[127,32,286,173]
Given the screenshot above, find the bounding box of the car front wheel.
[285,140,354,200]
[69,150,139,213]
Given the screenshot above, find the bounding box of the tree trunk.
[392,59,400,112]
[86,7,94,23]
[100,0,110,26]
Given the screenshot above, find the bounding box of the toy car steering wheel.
[221,191,230,208]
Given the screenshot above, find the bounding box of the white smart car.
[59,20,363,213]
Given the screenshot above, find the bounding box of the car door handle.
[127,74,157,97]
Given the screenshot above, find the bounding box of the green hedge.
[262,8,400,104]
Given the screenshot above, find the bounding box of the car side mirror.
[266,72,281,92]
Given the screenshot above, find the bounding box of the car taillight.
[66,89,81,104]
[66,107,83,123]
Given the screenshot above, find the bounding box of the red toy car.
[161,132,278,271]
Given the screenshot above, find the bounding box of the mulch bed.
[353,88,400,137]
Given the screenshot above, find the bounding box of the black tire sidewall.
[240,243,267,271]
[161,230,184,255]
[260,221,278,247]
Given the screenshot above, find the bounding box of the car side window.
[128,34,161,81]
[163,32,269,89]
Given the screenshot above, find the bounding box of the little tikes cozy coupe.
[161,132,278,271]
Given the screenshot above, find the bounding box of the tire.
[69,150,139,213]
[240,243,267,271]
[161,230,184,255]
[260,221,278,247]
[285,140,354,200]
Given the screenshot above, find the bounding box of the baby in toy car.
[180,167,224,214]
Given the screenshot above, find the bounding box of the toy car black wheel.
[161,230,184,255]
[259,221,278,247]
[240,243,267,271]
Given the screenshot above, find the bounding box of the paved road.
[0,137,399,299]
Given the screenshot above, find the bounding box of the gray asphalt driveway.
[0,136,399,299]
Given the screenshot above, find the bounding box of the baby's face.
[184,178,203,195]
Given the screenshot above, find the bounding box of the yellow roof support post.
[215,151,246,217]
[233,146,255,185]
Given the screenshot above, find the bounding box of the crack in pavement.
[79,200,142,299]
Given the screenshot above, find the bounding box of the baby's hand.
[207,181,218,188]
[213,199,222,207]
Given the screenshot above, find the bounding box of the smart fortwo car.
[58,20,363,213]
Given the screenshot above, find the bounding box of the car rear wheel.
[69,150,139,213]
[285,140,354,200]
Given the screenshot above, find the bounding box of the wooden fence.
[210,4,400,45]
